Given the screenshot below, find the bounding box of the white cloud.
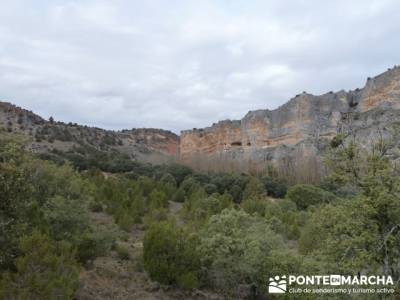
[0,0,399,133]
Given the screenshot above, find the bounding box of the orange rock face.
[180,121,242,161]
[358,67,400,112]
[125,128,180,156]
[180,95,343,164]
[179,66,400,173]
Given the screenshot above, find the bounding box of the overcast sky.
[0,0,399,133]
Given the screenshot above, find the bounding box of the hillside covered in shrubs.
[1,129,400,299]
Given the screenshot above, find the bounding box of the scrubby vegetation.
[1,131,400,299]
[0,140,114,298]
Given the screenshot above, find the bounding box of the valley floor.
[76,202,222,300]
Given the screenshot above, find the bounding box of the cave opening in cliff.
[231,141,242,146]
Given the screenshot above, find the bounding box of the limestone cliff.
[2,66,400,178]
[180,66,400,180]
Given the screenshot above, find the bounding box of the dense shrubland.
[0,141,113,299]
[1,132,399,299]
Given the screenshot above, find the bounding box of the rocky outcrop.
[116,128,179,161]
[180,66,400,179]
[2,66,400,177]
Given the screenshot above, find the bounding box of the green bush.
[116,213,135,232]
[143,208,168,226]
[160,173,177,187]
[277,198,297,212]
[180,177,200,195]
[210,173,247,195]
[165,164,193,185]
[262,176,288,198]
[242,177,265,200]
[176,272,199,289]
[217,191,233,210]
[204,183,218,195]
[263,201,284,219]
[143,221,200,288]
[0,154,35,271]
[115,244,130,260]
[89,200,103,212]
[286,184,337,210]
[148,189,168,210]
[77,231,115,263]
[229,184,242,203]
[194,196,222,221]
[42,195,89,242]
[198,209,285,296]
[137,176,156,196]
[241,197,267,216]
[0,231,79,299]
[298,198,379,273]
[172,188,185,202]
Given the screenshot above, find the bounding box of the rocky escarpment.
[180,66,400,181]
[2,66,400,177]
[0,102,180,163]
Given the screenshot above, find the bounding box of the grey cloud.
[0,0,399,133]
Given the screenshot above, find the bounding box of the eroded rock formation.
[180,66,400,180]
[2,66,400,180]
